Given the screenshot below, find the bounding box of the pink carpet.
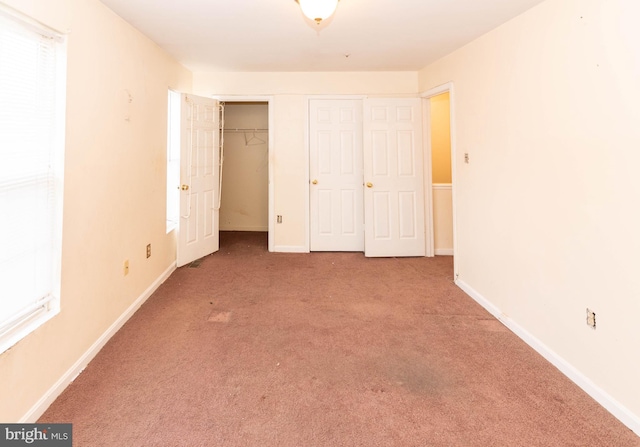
[39,231,640,446]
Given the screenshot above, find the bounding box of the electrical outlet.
[464,153,470,164]
[124,260,129,276]
[277,215,282,224]
[586,308,596,329]
[146,244,151,258]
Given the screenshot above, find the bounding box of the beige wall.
[420,0,640,427]
[193,72,419,97]
[194,72,419,250]
[220,103,269,231]
[430,92,452,184]
[0,0,192,421]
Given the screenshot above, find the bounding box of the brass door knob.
[181,184,189,191]
[366,182,373,188]
[312,179,318,185]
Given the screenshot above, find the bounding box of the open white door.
[309,99,364,251]
[177,94,220,267]
[363,98,425,257]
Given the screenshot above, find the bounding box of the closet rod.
[223,128,268,132]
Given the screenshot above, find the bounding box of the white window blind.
[0,8,66,353]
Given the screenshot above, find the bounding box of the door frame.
[421,83,457,272]
[213,95,274,252]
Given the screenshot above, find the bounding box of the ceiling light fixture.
[295,0,339,25]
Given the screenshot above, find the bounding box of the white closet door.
[177,94,220,267]
[309,99,364,251]
[363,98,425,257]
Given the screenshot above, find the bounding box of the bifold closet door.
[309,99,364,251]
[363,98,426,257]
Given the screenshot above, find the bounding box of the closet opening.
[220,101,269,251]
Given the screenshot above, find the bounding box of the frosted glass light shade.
[298,0,339,24]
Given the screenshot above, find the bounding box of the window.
[0,7,66,353]
[166,89,180,232]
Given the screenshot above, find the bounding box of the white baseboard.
[455,279,640,437]
[434,248,453,256]
[20,262,177,423]
[272,245,308,253]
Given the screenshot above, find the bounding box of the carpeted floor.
[39,231,639,446]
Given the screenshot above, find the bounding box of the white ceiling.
[99,0,545,72]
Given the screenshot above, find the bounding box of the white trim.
[273,245,308,253]
[422,98,435,257]
[420,83,453,99]
[434,248,454,256]
[432,183,452,190]
[19,262,177,423]
[304,96,311,253]
[456,279,640,437]
[450,87,458,278]
[0,296,55,338]
[268,100,275,252]
[0,305,59,356]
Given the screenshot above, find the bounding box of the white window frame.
[0,6,67,354]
